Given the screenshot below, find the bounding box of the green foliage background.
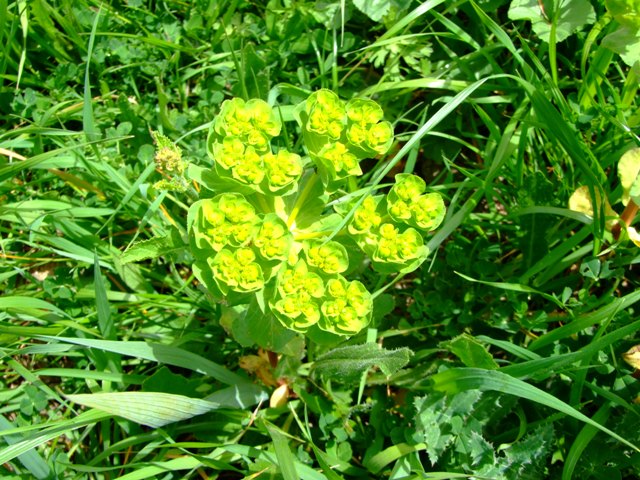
[1,0,639,478]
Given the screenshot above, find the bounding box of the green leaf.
[606,0,640,29]
[440,334,499,369]
[0,410,110,467]
[413,390,483,465]
[0,296,69,320]
[352,0,392,22]
[602,24,640,74]
[313,343,413,384]
[0,416,51,479]
[66,392,220,428]
[94,252,114,340]
[431,368,640,453]
[231,299,298,353]
[508,0,596,43]
[455,271,565,309]
[617,147,640,205]
[265,422,299,480]
[121,230,184,264]
[38,336,249,386]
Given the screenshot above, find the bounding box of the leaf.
[617,147,640,206]
[352,0,391,22]
[606,0,640,29]
[0,416,51,479]
[121,230,184,264]
[413,390,483,465]
[0,296,69,320]
[312,343,413,384]
[265,422,299,480]
[508,0,596,43]
[441,334,499,369]
[231,301,298,353]
[66,392,220,428]
[455,271,565,309]
[431,368,640,453]
[38,336,249,386]
[622,344,640,370]
[0,410,110,467]
[94,252,114,340]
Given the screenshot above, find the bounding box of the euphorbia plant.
[183,90,445,348]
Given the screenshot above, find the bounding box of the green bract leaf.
[346,97,393,155]
[373,224,427,269]
[254,214,293,262]
[209,247,264,293]
[214,98,280,151]
[271,260,325,333]
[305,89,346,140]
[348,195,384,235]
[387,174,446,231]
[263,150,303,193]
[305,240,349,274]
[319,277,372,335]
[188,194,258,255]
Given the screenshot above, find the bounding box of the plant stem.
[612,200,639,240]
[287,173,319,229]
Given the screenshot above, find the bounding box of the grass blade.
[38,336,250,386]
[66,392,221,428]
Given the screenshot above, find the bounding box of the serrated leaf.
[431,367,640,454]
[414,390,483,464]
[66,392,220,428]
[312,343,413,384]
[508,0,596,43]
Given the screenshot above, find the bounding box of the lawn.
[1,0,640,478]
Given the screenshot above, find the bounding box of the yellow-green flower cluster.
[209,98,303,194]
[316,142,362,182]
[306,90,346,140]
[347,174,445,273]
[192,193,257,252]
[272,260,325,332]
[305,240,349,274]
[346,98,394,155]
[270,258,373,335]
[387,174,446,231]
[300,90,394,191]
[210,247,264,293]
[319,277,372,335]
[186,93,447,340]
[189,193,293,295]
[214,98,280,151]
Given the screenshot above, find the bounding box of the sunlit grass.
[1,0,639,478]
